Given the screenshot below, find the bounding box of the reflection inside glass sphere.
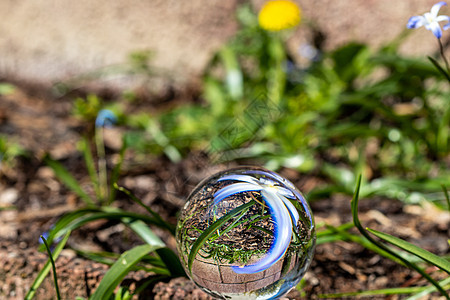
[176,167,316,299]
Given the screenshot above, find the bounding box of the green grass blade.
[25,230,71,300]
[351,175,450,299]
[406,276,450,300]
[320,277,450,298]
[122,217,185,277]
[122,218,165,247]
[321,224,405,263]
[187,200,255,275]
[442,185,450,212]
[115,183,176,234]
[428,56,450,82]
[40,235,61,300]
[90,244,159,300]
[79,137,100,199]
[73,249,170,275]
[41,208,102,246]
[367,228,450,274]
[44,207,173,248]
[44,155,95,206]
[155,247,186,277]
[108,138,127,204]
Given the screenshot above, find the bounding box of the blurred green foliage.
[124,5,449,205]
[0,135,26,170]
[27,3,450,298]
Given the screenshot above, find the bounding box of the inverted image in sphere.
[176,166,316,299]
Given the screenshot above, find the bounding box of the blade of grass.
[41,208,102,247]
[25,230,71,300]
[321,223,427,264]
[320,277,450,298]
[108,138,127,204]
[49,209,171,243]
[90,244,159,300]
[40,235,61,300]
[406,276,450,300]
[187,200,255,274]
[428,56,450,82]
[122,218,165,247]
[72,249,170,275]
[115,183,175,234]
[79,137,100,199]
[122,217,185,277]
[442,185,450,212]
[95,126,108,203]
[366,228,450,274]
[44,155,95,206]
[351,175,449,299]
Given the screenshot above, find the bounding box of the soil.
[0,86,449,300]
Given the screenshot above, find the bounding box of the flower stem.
[95,126,108,203]
[438,38,450,74]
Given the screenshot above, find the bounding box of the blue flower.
[95,109,117,128]
[407,2,450,38]
[39,226,62,249]
[213,174,300,274]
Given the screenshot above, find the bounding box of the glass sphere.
[176,166,316,299]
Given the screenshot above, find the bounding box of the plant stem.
[40,235,61,300]
[351,175,450,299]
[95,127,108,203]
[438,38,450,74]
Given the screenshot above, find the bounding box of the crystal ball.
[176,166,316,299]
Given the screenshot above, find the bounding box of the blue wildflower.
[39,227,62,248]
[407,2,450,38]
[213,174,300,274]
[95,109,117,128]
[39,230,50,244]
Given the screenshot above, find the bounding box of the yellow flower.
[258,0,301,31]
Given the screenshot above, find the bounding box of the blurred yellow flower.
[258,0,301,31]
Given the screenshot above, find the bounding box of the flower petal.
[431,1,447,18]
[95,109,117,128]
[444,20,450,30]
[217,174,260,185]
[435,15,450,22]
[213,183,262,204]
[280,195,300,225]
[426,21,443,38]
[407,16,426,28]
[232,190,292,274]
[436,15,450,30]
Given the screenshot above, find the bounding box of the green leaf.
[351,175,450,299]
[367,228,450,274]
[122,218,165,247]
[121,219,184,277]
[406,276,450,300]
[79,137,100,199]
[442,185,450,212]
[0,83,16,95]
[427,56,450,82]
[115,184,176,234]
[25,231,71,300]
[44,155,95,206]
[40,235,61,300]
[108,138,128,204]
[320,277,450,298]
[90,244,160,300]
[187,200,255,274]
[45,207,173,246]
[219,46,243,100]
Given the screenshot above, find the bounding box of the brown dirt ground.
[0,86,449,299]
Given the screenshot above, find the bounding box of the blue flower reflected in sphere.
[176,167,316,299]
